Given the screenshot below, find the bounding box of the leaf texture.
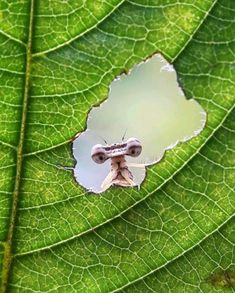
[0,0,234,292]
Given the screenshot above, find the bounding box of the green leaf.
[0,0,234,292]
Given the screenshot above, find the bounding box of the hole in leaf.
[72,54,206,193]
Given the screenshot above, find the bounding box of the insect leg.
[101,170,117,191]
[121,169,136,186]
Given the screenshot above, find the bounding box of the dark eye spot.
[99,155,104,161]
[131,149,135,155]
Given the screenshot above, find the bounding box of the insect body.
[91,138,142,191]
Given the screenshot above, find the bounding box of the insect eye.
[126,138,142,157]
[92,152,107,164]
[128,146,142,157]
[91,144,107,164]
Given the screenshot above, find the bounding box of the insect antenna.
[121,128,128,142]
[94,134,108,145]
[100,136,108,145]
[56,164,74,171]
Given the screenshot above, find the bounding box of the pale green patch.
[73,54,206,193]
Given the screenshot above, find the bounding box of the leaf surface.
[0,0,234,292]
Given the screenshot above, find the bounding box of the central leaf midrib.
[0,0,35,292]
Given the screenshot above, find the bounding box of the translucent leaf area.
[73,54,206,193]
[0,0,234,292]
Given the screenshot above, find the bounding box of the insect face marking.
[91,138,142,191]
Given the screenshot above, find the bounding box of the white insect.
[91,138,144,191]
